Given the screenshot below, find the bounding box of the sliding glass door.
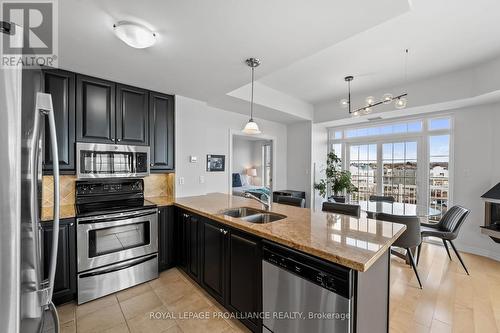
[382,141,418,204]
[349,144,377,201]
[329,117,452,218]
[347,139,422,204]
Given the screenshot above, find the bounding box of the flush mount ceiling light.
[340,49,409,116]
[242,57,262,135]
[113,21,157,49]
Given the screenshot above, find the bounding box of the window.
[349,144,377,201]
[429,118,450,131]
[382,141,418,204]
[429,135,450,220]
[343,121,423,139]
[263,144,272,188]
[328,116,452,216]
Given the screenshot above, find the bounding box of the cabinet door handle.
[117,138,122,142]
[150,163,154,167]
[158,210,161,215]
[219,228,223,233]
[222,230,228,235]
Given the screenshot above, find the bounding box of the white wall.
[175,95,287,197]
[232,137,254,175]
[286,121,313,207]
[451,103,500,261]
[311,124,329,210]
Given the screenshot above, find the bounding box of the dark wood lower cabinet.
[176,208,262,332]
[201,219,226,304]
[158,206,175,272]
[176,209,201,283]
[226,230,262,332]
[41,218,76,305]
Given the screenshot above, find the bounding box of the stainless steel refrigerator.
[1,22,61,333]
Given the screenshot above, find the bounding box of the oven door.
[77,209,158,272]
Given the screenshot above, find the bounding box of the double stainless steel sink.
[219,207,286,223]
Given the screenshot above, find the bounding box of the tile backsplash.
[42,175,76,207]
[42,173,175,207]
[144,173,175,198]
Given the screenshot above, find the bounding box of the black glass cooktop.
[76,198,157,218]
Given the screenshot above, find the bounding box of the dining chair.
[376,213,423,288]
[369,195,395,203]
[277,195,306,208]
[322,202,361,218]
[418,205,471,275]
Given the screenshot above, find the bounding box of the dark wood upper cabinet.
[116,84,149,145]
[41,218,76,305]
[42,69,76,172]
[149,92,174,170]
[202,219,226,303]
[76,75,116,144]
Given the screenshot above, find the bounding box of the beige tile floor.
[59,242,500,333]
[57,268,250,333]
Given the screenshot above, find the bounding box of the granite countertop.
[146,196,175,207]
[39,193,405,272]
[175,193,406,272]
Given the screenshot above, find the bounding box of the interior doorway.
[229,130,275,199]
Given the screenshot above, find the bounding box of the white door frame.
[228,129,277,196]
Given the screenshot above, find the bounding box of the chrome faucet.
[244,192,272,211]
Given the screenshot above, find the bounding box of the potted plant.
[314,152,357,202]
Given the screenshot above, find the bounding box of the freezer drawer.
[78,254,158,304]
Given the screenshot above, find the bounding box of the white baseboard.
[454,242,500,262]
[424,238,500,262]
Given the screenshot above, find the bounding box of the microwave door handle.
[37,93,60,304]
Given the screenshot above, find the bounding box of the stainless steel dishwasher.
[262,241,353,333]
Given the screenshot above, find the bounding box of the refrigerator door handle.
[35,93,60,305]
[40,93,60,302]
[29,94,43,301]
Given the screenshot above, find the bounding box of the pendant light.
[339,49,409,116]
[242,58,262,134]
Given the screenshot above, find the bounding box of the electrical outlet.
[179,177,185,185]
[199,175,205,184]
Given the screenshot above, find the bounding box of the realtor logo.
[1,0,58,68]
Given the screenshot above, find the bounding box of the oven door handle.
[77,210,157,224]
[79,254,157,278]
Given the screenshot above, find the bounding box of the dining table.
[351,200,442,264]
[356,200,442,217]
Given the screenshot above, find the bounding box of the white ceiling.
[57,0,500,124]
[259,0,500,105]
[58,0,409,123]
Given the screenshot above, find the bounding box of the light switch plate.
[199,175,205,184]
[179,177,185,185]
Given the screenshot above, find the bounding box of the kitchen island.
[174,193,405,333]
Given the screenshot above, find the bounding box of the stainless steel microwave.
[76,143,150,179]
